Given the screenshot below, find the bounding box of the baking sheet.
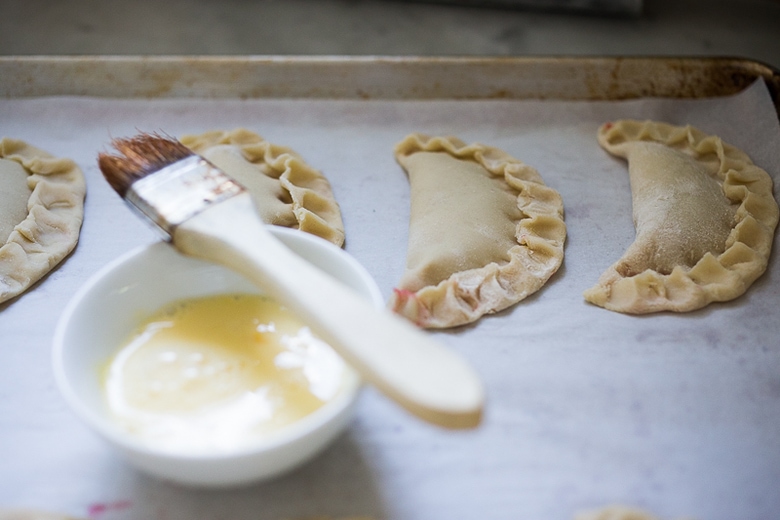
[1,77,779,520]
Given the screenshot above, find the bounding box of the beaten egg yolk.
[103,293,348,454]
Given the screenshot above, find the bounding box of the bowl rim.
[52,226,381,461]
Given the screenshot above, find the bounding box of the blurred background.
[1,0,779,68]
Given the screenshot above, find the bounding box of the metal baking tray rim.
[1,55,778,116]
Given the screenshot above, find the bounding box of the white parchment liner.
[0,80,778,520]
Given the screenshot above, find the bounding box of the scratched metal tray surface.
[1,56,779,520]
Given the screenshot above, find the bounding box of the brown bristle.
[98,133,193,196]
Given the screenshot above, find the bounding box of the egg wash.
[103,293,349,454]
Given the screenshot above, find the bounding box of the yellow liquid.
[104,293,348,454]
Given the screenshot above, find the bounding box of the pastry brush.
[98,133,484,429]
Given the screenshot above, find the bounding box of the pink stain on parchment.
[87,500,132,518]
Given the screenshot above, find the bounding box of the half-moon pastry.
[574,505,661,520]
[0,509,86,520]
[180,129,345,247]
[584,120,779,314]
[390,133,566,328]
[0,138,86,304]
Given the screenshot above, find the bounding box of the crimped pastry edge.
[584,119,780,314]
[180,128,345,247]
[390,133,566,328]
[0,138,85,304]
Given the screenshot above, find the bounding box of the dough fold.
[0,138,86,304]
[180,129,345,247]
[390,133,566,328]
[584,120,779,313]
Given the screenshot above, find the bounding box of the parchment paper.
[1,80,778,520]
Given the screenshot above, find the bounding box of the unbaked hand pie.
[180,129,345,247]
[0,509,86,520]
[574,505,662,520]
[390,133,566,328]
[0,138,86,304]
[584,119,779,314]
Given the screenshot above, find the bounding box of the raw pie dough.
[180,128,345,247]
[0,510,85,520]
[390,133,566,328]
[0,138,86,304]
[584,120,779,314]
[574,505,667,520]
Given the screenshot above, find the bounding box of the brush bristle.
[98,133,194,196]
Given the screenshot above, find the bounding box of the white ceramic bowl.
[53,226,383,488]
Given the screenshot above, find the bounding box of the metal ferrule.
[125,155,245,240]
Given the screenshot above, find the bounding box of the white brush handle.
[174,193,484,429]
